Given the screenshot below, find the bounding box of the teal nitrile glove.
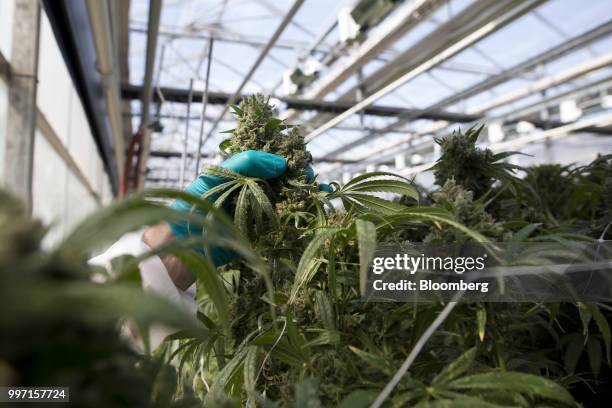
[169,150,287,266]
[169,150,332,267]
[306,164,334,193]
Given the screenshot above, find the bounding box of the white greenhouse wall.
[0,76,7,181]
[0,0,14,60]
[19,10,112,246]
[0,0,14,181]
[32,129,70,244]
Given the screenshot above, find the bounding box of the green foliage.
[0,190,206,407]
[5,93,611,407]
[432,124,523,199]
[169,102,606,406]
[581,154,612,238]
[425,179,511,244]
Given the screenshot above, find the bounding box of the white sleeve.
[89,231,197,348]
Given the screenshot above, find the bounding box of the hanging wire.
[195,38,215,177]
[180,78,194,188]
[371,296,462,408]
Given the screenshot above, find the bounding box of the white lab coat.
[89,230,197,348]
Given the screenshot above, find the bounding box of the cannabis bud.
[225,94,312,181]
[432,125,522,199]
[425,179,510,243]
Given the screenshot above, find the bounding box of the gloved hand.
[169,150,332,266]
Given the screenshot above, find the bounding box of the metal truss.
[303,0,546,142]
[320,18,612,162]
[324,75,612,180]
[120,83,480,122]
[291,0,543,131]
[128,0,612,188]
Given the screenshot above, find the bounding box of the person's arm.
[141,150,290,292]
[100,150,332,295]
[141,222,194,291]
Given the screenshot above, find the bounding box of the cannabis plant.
[0,182,278,407]
[581,154,612,239]
[0,190,210,407]
[432,125,524,199]
[424,179,511,244]
[7,94,610,407]
[154,98,608,407]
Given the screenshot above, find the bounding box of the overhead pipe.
[321,18,612,160]
[136,0,163,190]
[303,0,545,143]
[85,0,125,179]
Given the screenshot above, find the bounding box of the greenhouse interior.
[1,0,612,406]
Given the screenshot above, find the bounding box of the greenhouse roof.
[124,0,612,187]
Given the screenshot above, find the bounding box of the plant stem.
[371,294,463,408]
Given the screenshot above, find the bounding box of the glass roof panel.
[129,0,612,188]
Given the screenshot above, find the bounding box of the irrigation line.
[370,292,464,408]
[180,78,194,188]
[195,38,214,177]
[246,317,288,408]
[255,319,288,385]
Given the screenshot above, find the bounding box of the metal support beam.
[3,0,41,212]
[124,111,417,134]
[0,51,9,81]
[302,0,445,98]
[41,0,120,194]
[326,75,612,178]
[136,0,162,190]
[150,151,211,159]
[328,60,612,160]
[267,10,339,94]
[431,18,612,109]
[303,0,544,143]
[86,0,126,180]
[179,78,194,187]
[195,38,214,177]
[281,0,446,121]
[297,0,541,128]
[349,0,543,100]
[148,150,360,164]
[114,0,133,147]
[120,83,479,122]
[500,75,612,122]
[199,0,305,150]
[129,26,331,54]
[321,17,612,160]
[467,52,612,113]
